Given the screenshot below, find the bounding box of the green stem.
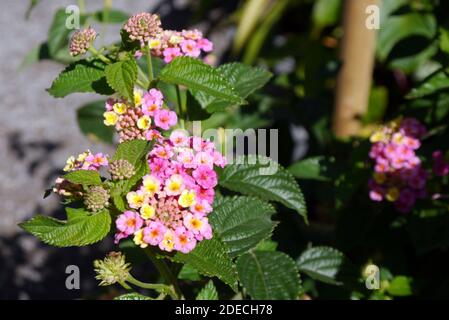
[77,0,86,14]
[156,292,167,300]
[103,0,112,22]
[146,46,154,82]
[136,79,148,89]
[88,46,111,64]
[144,248,183,299]
[175,85,186,129]
[100,0,112,45]
[137,67,150,89]
[118,280,131,290]
[126,274,176,299]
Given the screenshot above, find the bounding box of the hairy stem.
[146,46,154,83]
[126,274,176,299]
[88,46,111,64]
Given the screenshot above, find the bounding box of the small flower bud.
[108,159,136,180]
[94,252,131,286]
[123,12,162,45]
[84,186,110,212]
[69,27,97,56]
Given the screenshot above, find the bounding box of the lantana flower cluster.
[368,118,427,213]
[53,150,109,198]
[69,27,98,57]
[114,130,227,253]
[103,88,177,142]
[123,12,213,63]
[63,150,109,172]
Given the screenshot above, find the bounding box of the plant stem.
[88,46,111,64]
[103,0,112,22]
[136,79,148,89]
[100,0,112,46]
[144,248,183,299]
[146,46,154,82]
[137,67,150,89]
[118,280,131,290]
[126,274,176,299]
[77,0,86,14]
[175,85,186,129]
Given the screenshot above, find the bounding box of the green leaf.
[219,155,307,222]
[288,156,331,181]
[112,139,151,167]
[105,59,138,101]
[389,41,438,74]
[296,246,345,285]
[114,293,151,300]
[20,208,111,247]
[255,239,278,251]
[312,0,341,29]
[236,251,301,300]
[48,60,114,98]
[110,180,127,211]
[178,264,201,281]
[171,237,239,292]
[363,86,388,124]
[77,101,114,143]
[406,68,449,99]
[159,57,243,104]
[192,63,272,113]
[93,9,129,23]
[377,13,436,62]
[196,281,219,300]
[440,28,449,54]
[64,169,102,185]
[123,161,150,193]
[376,10,438,73]
[47,9,71,57]
[209,196,277,257]
[386,276,413,297]
[112,193,126,212]
[219,63,272,98]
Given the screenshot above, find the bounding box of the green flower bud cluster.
[84,186,110,212]
[108,159,136,180]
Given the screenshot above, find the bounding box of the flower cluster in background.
[69,27,97,56]
[53,150,109,198]
[149,29,213,63]
[124,12,213,63]
[114,130,227,253]
[432,150,449,177]
[103,88,177,142]
[63,150,109,172]
[368,118,427,213]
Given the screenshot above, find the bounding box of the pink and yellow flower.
[165,174,184,196]
[116,211,144,235]
[154,109,177,130]
[114,134,225,253]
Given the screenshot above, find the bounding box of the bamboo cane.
[333,0,379,138]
